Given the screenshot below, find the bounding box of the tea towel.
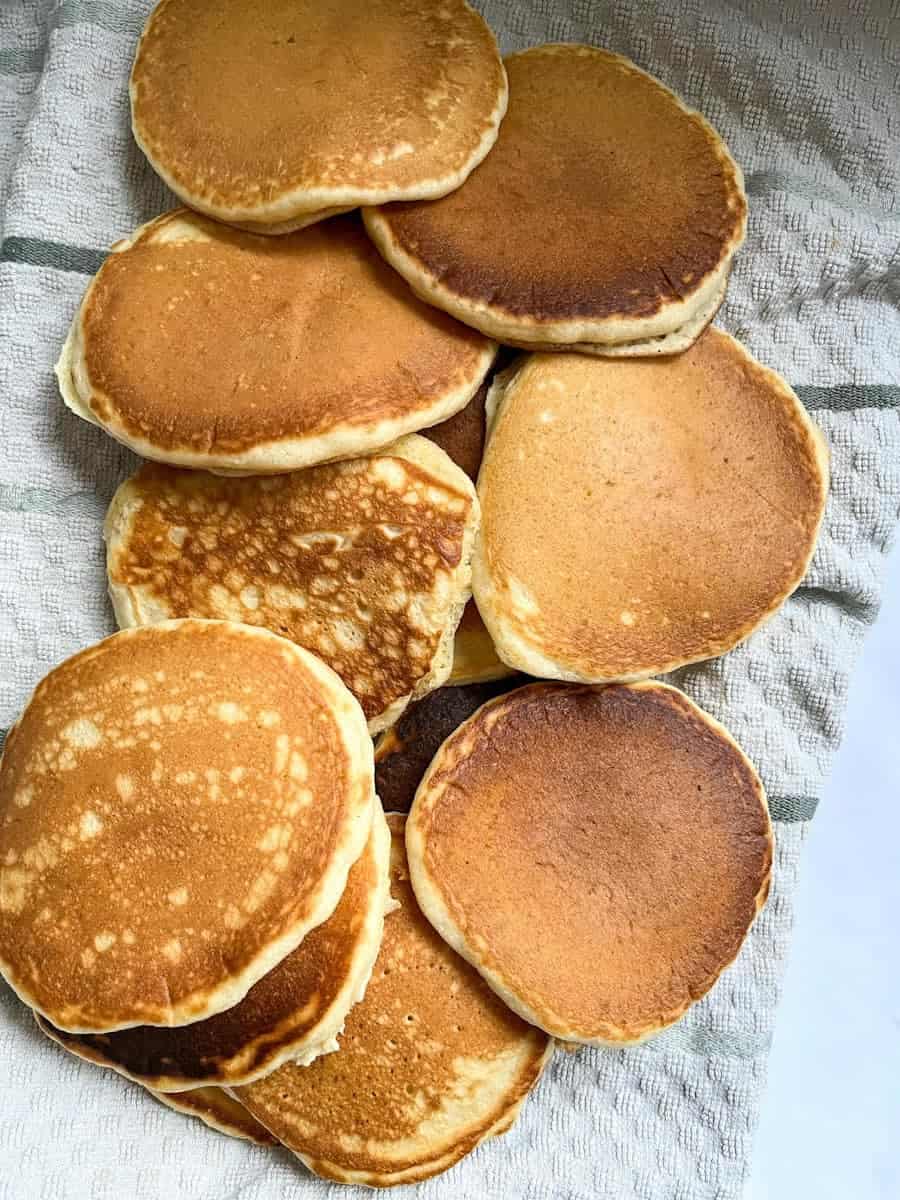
[0,2,898,1197]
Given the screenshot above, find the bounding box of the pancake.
[447,599,514,686]
[105,437,478,735]
[375,678,520,813]
[149,1087,278,1146]
[504,269,729,358]
[473,333,829,682]
[364,44,746,352]
[233,814,552,1187]
[420,378,513,685]
[0,620,373,1033]
[421,379,488,484]
[130,0,507,233]
[407,681,773,1044]
[56,210,495,474]
[35,808,391,1089]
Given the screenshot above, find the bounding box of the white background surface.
[749,546,900,1200]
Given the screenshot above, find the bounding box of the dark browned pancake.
[233,814,552,1186]
[422,379,487,483]
[35,809,390,1089]
[365,45,745,350]
[407,682,773,1044]
[375,677,520,812]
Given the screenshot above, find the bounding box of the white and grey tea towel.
[0,2,898,1197]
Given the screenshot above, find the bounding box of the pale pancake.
[375,679,520,813]
[35,808,391,1089]
[447,599,514,686]
[407,682,773,1044]
[0,620,373,1033]
[233,814,552,1187]
[474,332,829,682]
[147,1087,277,1146]
[105,437,478,735]
[420,378,512,685]
[130,0,507,232]
[364,44,746,351]
[56,210,495,474]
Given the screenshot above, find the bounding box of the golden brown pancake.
[233,814,552,1187]
[104,437,478,735]
[56,210,495,474]
[364,45,746,351]
[35,808,391,1089]
[130,0,507,232]
[407,681,773,1044]
[374,678,521,813]
[147,1086,277,1146]
[0,620,373,1033]
[473,333,829,682]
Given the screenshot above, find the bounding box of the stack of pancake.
[0,0,829,1187]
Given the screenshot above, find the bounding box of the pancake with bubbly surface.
[473,333,829,682]
[407,681,773,1044]
[35,808,390,1089]
[105,437,478,735]
[364,44,745,352]
[147,1086,277,1145]
[56,210,494,474]
[233,813,552,1187]
[0,620,373,1033]
[130,0,507,232]
[375,678,520,812]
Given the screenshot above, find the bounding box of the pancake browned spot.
[130,0,507,232]
[146,1086,278,1146]
[105,437,478,734]
[365,44,746,352]
[0,620,373,1033]
[36,808,390,1089]
[473,332,829,682]
[233,813,552,1187]
[375,678,521,813]
[56,210,495,473]
[407,682,773,1044]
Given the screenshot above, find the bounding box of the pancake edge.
[34,808,393,1090]
[104,435,480,736]
[405,680,774,1045]
[501,269,728,357]
[362,43,747,347]
[54,209,497,475]
[256,1036,554,1186]
[0,619,375,1033]
[473,337,830,683]
[129,3,508,227]
[145,1085,278,1146]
